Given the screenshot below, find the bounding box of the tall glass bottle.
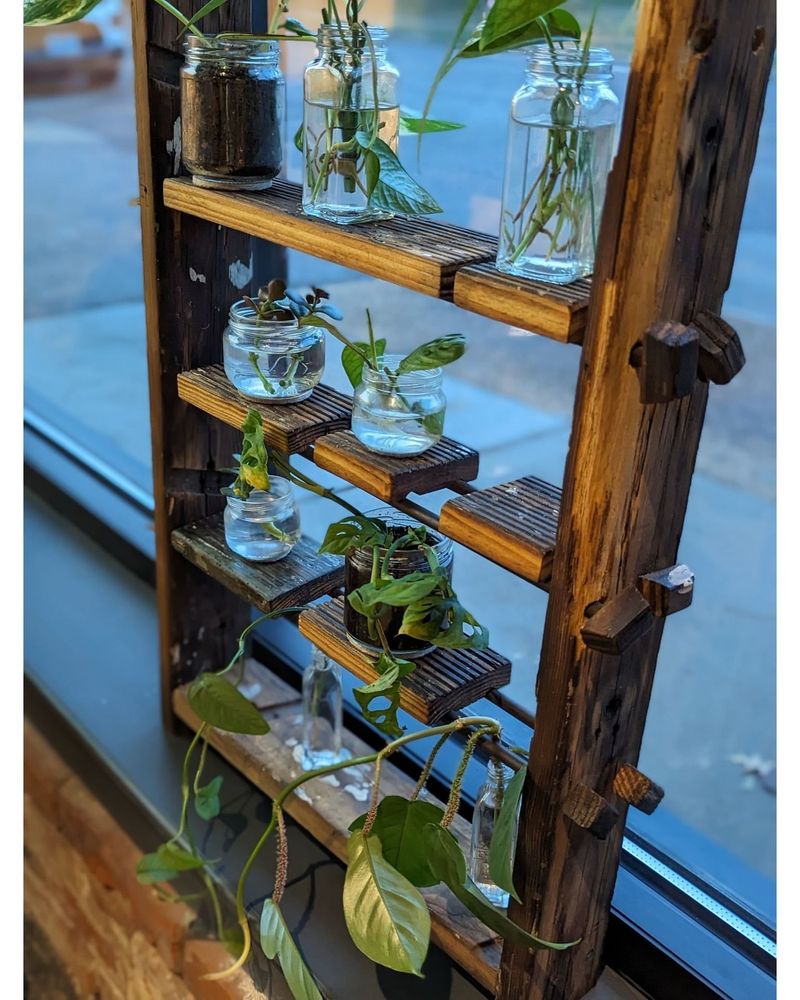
[301,647,343,769]
[469,759,518,907]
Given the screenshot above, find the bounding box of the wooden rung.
[453,263,590,345]
[171,514,344,613]
[613,764,664,815]
[177,365,351,454]
[298,597,511,724]
[439,477,561,586]
[580,586,655,655]
[313,430,479,502]
[163,177,495,299]
[562,784,619,839]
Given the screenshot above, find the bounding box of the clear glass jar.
[497,44,618,284]
[469,759,518,908]
[222,300,325,402]
[302,24,400,224]
[223,479,300,562]
[302,646,344,770]
[181,36,286,191]
[351,355,446,456]
[344,508,454,658]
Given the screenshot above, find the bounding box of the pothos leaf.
[459,9,581,56]
[293,122,304,153]
[480,0,569,51]
[136,843,205,884]
[194,775,223,821]
[488,766,526,903]
[187,673,270,735]
[175,0,231,39]
[342,338,386,389]
[343,830,431,975]
[353,653,415,738]
[396,334,466,374]
[350,571,444,609]
[260,900,324,1000]
[229,409,270,497]
[355,133,442,216]
[399,112,465,135]
[317,515,391,556]
[23,0,104,26]
[349,797,447,887]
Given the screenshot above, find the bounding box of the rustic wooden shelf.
[439,476,562,586]
[163,177,495,299]
[176,366,351,454]
[313,429,479,501]
[298,596,511,723]
[171,514,344,612]
[172,664,501,991]
[453,264,591,345]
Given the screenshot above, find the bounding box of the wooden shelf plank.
[298,597,511,723]
[171,514,344,612]
[313,429,479,501]
[453,264,590,345]
[163,177,495,299]
[177,365,351,454]
[439,477,561,586]
[172,667,501,991]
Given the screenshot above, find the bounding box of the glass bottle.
[302,647,343,769]
[351,355,446,456]
[181,36,285,191]
[222,299,325,402]
[302,24,400,224]
[497,44,619,284]
[223,479,301,562]
[470,759,518,908]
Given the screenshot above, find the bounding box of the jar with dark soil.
[344,509,454,658]
[181,36,285,191]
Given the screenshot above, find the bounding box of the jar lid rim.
[525,43,614,69]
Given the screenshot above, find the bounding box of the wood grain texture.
[172,672,503,992]
[313,429,479,501]
[439,477,561,586]
[498,3,775,998]
[177,365,352,453]
[163,177,495,299]
[613,764,665,815]
[453,264,590,344]
[171,514,344,613]
[298,597,511,723]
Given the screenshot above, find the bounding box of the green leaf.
[423,822,468,887]
[176,0,230,39]
[343,831,431,975]
[397,334,466,374]
[293,122,304,154]
[420,0,483,144]
[195,775,223,821]
[480,0,568,51]
[23,0,103,25]
[353,654,415,739]
[351,572,443,609]
[342,339,385,389]
[318,515,390,555]
[488,766,526,903]
[136,843,205,885]
[355,134,442,216]
[459,10,580,57]
[260,900,324,1000]
[281,16,315,38]
[399,112,464,136]
[187,673,270,735]
[349,797,447,887]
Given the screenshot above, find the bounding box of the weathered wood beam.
[498,3,775,998]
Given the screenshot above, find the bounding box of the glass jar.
[181,36,285,191]
[344,508,454,658]
[302,24,399,224]
[351,356,446,456]
[497,44,619,284]
[302,646,344,770]
[469,760,518,908]
[222,300,325,402]
[223,479,300,562]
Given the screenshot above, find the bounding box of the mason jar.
[344,508,454,658]
[497,44,618,284]
[469,759,518,907]
[351,356,446,456]
[181,36,285,191]
[302,24,399,224]
[222,299,325,402]
[223,480,300,562]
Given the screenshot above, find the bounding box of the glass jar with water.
[497,44,619,284]
[469,759,519,908]
[223,478,301,562]
[223,299,325,402]
[302,24,399,224]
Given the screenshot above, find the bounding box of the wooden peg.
[638,564,694,617]
[580,586,654,655]
[563,784,619,839]
[693,311,745,384]
[614,764,664,815]
[630,320,699,403]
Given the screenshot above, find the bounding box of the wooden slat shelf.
[439,476,562,586]
[453,264,591,345]
[171,514,344,612]
[176,365,351,453]
[172,665,501,991]
[163,177,496,299]
[298,597,511,723]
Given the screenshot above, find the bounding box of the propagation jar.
[223,480,300,562]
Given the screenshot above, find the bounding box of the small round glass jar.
[302,24,400,224]
[351,356,446,456]
[222,300,325,403]
[344,508,454,658]
[223,479,301,562]
[181,36,285,191]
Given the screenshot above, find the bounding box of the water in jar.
[224,494,301,562]
[352,373,444,457]
[223,325,325,403]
